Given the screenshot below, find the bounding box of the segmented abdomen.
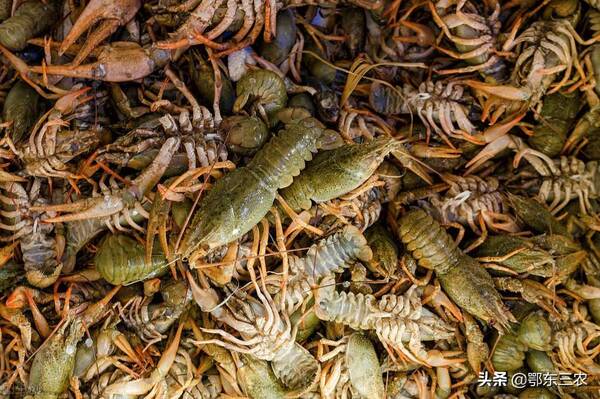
[316,288,453,344]
[538,157,599,203]
[279,225,373,313]
[378,291,419,318]
[62,218,107,273]
[280,137,394,212]
[248,117,322,191]
[433,177,507,228]
[447,175,499,194]
[397,209,459,274]
[271,342,320,390]
[289,225,372,277]
[399,209,514,331]
[0,0,58,50]
[22,129,103,178]
[234,69,288,115]
[317,289,381,330]
[0,182,61,288]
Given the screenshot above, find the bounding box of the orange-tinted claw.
[6,286,28,308]
[72,20,121,66]
[0,241,18,268]
[562,107,600,154]
[146,191,172,265]
[562,120,588,155]
[464,80,532,101]
[394,20,434,46]
[23,287,50,338]
[80,285,121,326]
[410,143,462,158]
[54,86,93,114]
[31,42,169,82]
[60,0,141,65]
[476,113,526,144]
[30,62,103,80]
[423,285,464,322]
[422,350,466,367]
[464,135,514,175]
[0,43,31,77]
[113,333,144,367]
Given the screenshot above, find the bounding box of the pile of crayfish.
[2,0,600,398]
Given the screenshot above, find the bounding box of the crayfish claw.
[494,277,566,318]
[394,20,435,46]
[420,349,465,367]
[476,113,526,144]
[391,149,433,185]
[562,106,600,154]
[442,262,517,331]
[464,135,515,175]
[465,80,532,102]
[60,0,141,65]
[53,86,93,114]
[31,42,171,82]
[409,143,462,159]
[186,270,221,313]
[423,284,463,322]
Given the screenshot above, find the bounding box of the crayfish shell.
[94,234,169,285]
[271,342,320,394]
[237,354,287,399]
[346,333,385,399]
